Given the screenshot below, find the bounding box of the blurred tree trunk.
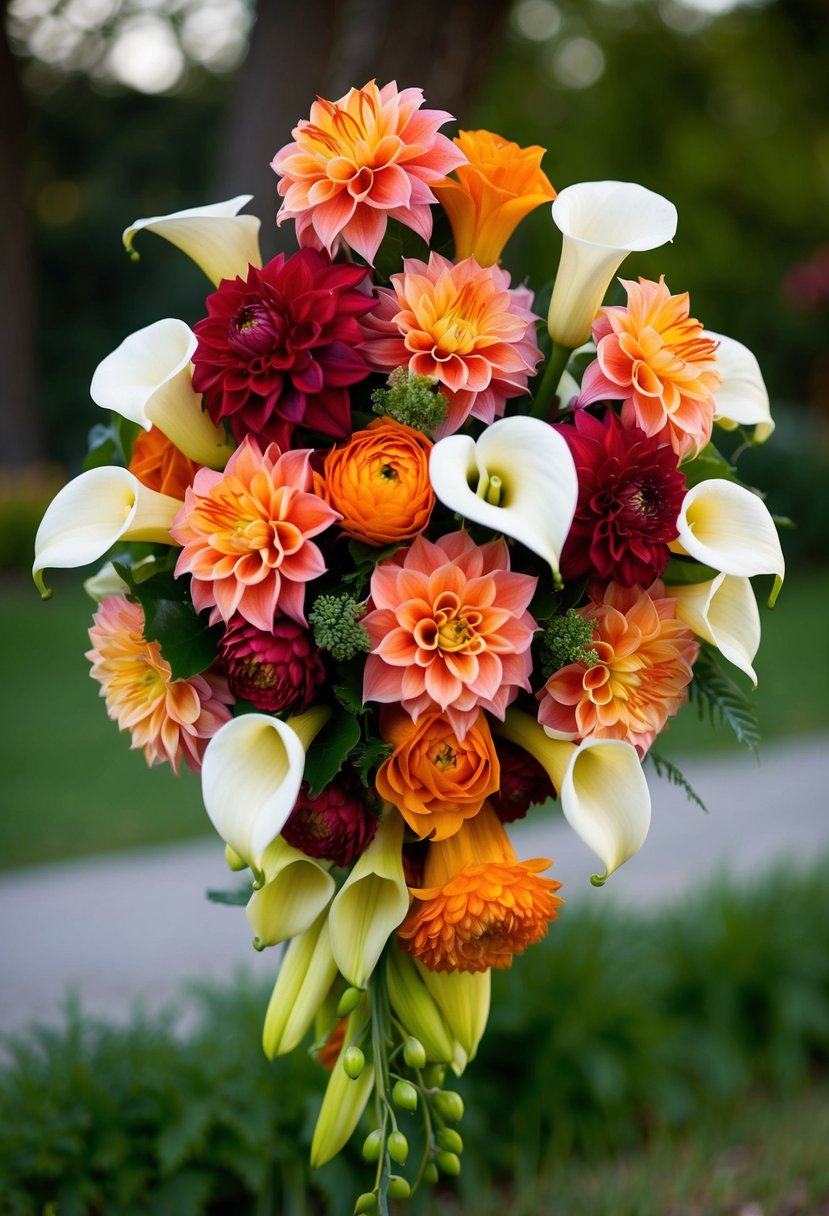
[215,0,512,259]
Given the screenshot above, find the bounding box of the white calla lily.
[429,415,578,584]
[200,707,330,872]
[83,561,128,601]
[670,573,761,685]
[247,838,335,949]
[90,319,234,469]
[328,811,410,989]
[123,195,262,286]
[547,181,678,349]
[677,479,785,606]
[415,960,491,1074]
[707,331,774,443]
[262,910,338,1058]
[33,466,181,598]
[496,709,651,883]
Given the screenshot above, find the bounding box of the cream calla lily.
[707,331,774,444]
[123,195,262,287]
[386,947,456,1066]
[496,709,651,883]
[90,319,234,469]
[262,909,338,1058]
[328,811,410,989]
[415,960,491,1074]
[200,707,330,872]
[246,838,335,948]
[33,466,181,598]
[310,999,375,1169]
[671,574,761,685]
[429,415,578,584]
[677,479,785,606]
[547,181,678,350]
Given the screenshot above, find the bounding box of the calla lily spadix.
[496,708,651,884]
[200,707,331,873]
[123,195,262,287]
[546,181,678,351]
[262,909,338,1059]
[707,331,775,444]
[246,838,335,948]
[310,997,375,1169]
[415,959,491,1074]
[32,466,182,599]
[676,479,785,607]
[90,319,234,469]
[670,574,761,685]
[328,810,410,989]
[429,415,578,585]
[385,947,457,1066]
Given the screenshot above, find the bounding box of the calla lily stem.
[531,342,572,422]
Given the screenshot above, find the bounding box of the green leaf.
[115,565,221,680]
[690,643,760,753]
[351,735,392,788]
[83,416,142,470]
[681,442,738,489]
[206,885,250,907]
[663,557,720,586]
[303,708,361,798]
[332,659,368,716]
[645,751,708,813]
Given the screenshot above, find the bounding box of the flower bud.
[343,1045,366,1079]
[433,1090,464,1123]
[436,1128,463,1154]
[424,1162,439,1184]
[423,1064,446,1089]
[362,1129,384,1163]
[402,1036,427,1070]
[387,1176,411,1201]
[337,986,364,1018]
[435,1150,462,1177]
[387,1131,409,1165]
[353,1193,377,1215]
[392,1079,419,1112]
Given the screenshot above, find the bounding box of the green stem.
[370,968,394,1216]
[530,342,572,422]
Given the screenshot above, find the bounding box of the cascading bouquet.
[34,80,784,1211]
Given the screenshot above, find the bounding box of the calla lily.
[546,181,678,350]
[246,838,335,948]
[310,998,375,1168]
[670,573,761,685]
[676,479,785,606]
[496,709,651,883]
[415,960,491,1074]
[123,195,262,287]
[707,331,774,444]
[429,415,578,584]
[33,466,181,599]
[328,811,410,989]
[200,707,330,872]
[385,946,456,1066]
[90,319,234,469]
[83,561,128,601]
[262,909,338,1058]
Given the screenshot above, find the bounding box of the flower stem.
[530,342,572,422]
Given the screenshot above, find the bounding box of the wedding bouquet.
[34,79,784,1210]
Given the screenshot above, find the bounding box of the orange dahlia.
[398,803,562,973]
[128,426,202,500]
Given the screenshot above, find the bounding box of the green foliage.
[83,416,141,471]
[370,368,448,434]
[680,441,739,490]
[645,750,708,813]
[303,708,362,798]
[115,565,222,680]
[351,735,393,788]
[689,642,761,752]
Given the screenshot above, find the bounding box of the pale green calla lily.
[706,331,774,444]
[310,998,375,1169]
[123,196,262,287]
[200,707,331,872]
[386,947,456,1066]
[262,909,338,1059]
[547,181,678,349]
[676,479,785,607]
[429,415,578,584]
[415,959,491,1074]
[671,573,761,685]
[247,839,335,949]
[33,466,181,599]
[496,709,651,884]
[90,319,234,469]
[328,811,410,989]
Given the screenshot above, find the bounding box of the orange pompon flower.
[537,580,699,756]
[398,803,562,972]
[128,426,202,499]
[315,418,434,546]
[86,594,233,773]
[432,129,556,267]
[375,708,500,841]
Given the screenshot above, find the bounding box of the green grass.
[1,567,827,870]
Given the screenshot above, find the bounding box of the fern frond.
[689,643,760,753]
[646,750,708,813]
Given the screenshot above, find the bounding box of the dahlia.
[191,248,374,450]
[557,409,687,587]
[86,594,233,773]
[489,739,555,824]
[282,778,378,868]
[128,426,201,500]
[218,614,326,713]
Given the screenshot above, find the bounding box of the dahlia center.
[431,744,458,772]
[239,658,278,690]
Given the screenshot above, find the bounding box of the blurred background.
[1,1,828,1212]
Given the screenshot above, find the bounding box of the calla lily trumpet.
[262,909,338,1059]
[33,466,181,599]
[707,331,774,444]
[90,319,234,469]
[200,707,330,872]
[429,415,578,585]
[386,947,457,1066]
[496,709,651,883]
[676,479,785,606]
[310,998,375,1169]
[328,811,410,989]
[123,195,262,287]
[246,838,335,949]
[415,959,491,1074]
[546,180,678,350]
[670,573,761,685]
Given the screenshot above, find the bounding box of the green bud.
[387,1131,409,1165]
[540,609,599,678]
[435,1150,462,1177]
[424,1162,439,1184]
[342,1046,366,1079]
[436,1127,463,1154]
[402,1035,427,1070]
[361,1129,384,1163]
[392,1079,418,1112]
[423,1063,446,1088]
[309,594,370,662]
[337,986,363,1017]
[353,1192,377,1215]
[433,1090,464,1123]
[371,367,447,433]
[387,1176,411,1201]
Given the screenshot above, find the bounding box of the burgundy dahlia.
[557,408,687,587]
[282,777,378,868]
[192,248,375,449]
[218,615,325,712]
[490,739,555,823]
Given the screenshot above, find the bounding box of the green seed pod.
[387,1131,409,1165]
[423,1063,446,1088]
[433,1089,464,1123]
[392,1079,418,1112]
[435,1150,462,1177]
[436,1127,463,1154]
[342,1045,366,1079]
[361,1129,383,1163]
[353,1192,377,1214]
[387,1176,411,1201]
[337,986,363,1017]
[402,1035,427,1070]
[424,1162,439,1184]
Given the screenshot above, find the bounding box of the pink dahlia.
[171,435,340,630]
[489,739,555,824]
[363,530,537,740]
[557,409,687,587]
[86,595,233,773]
[360,252,542,436]
[218,614,326,713]
[191,249,374,450]
[271,80,466,266]
[282,778,378,868]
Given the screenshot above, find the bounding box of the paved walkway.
[1,735,827,1035]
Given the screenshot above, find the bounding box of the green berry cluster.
[371,367,448,434]
[309,593,371,662]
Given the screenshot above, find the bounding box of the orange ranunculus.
[128,426,201,499]
[375,708,500,841]
[432,129,556,267]
[316,418,435,547]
